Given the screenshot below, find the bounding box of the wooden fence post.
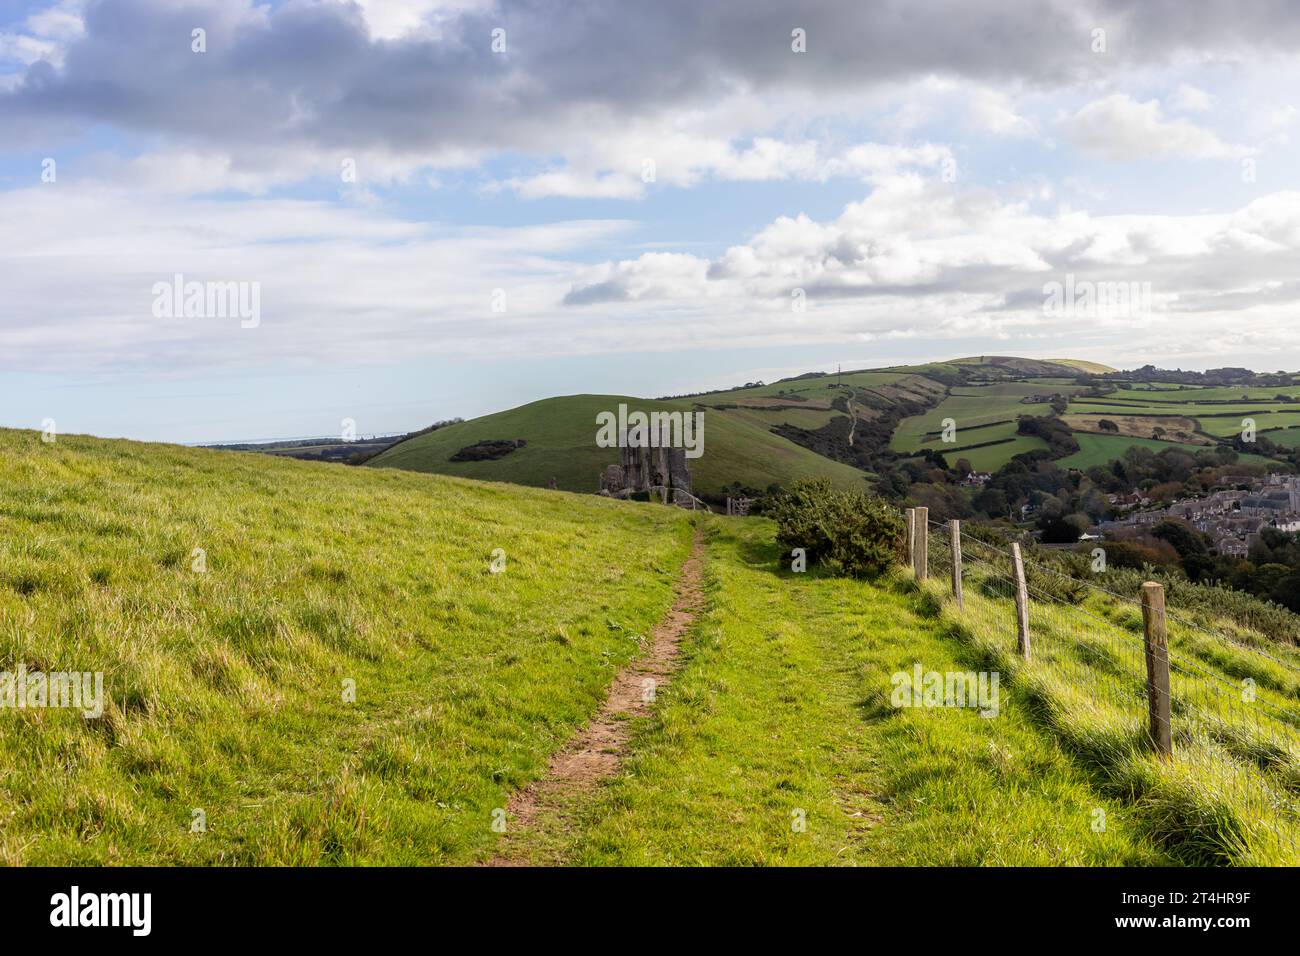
[1011,543,1030,658]
[950,520,964,609]
[906,508,916,571]
[914,507,929,580]
[1140,582,1173,758]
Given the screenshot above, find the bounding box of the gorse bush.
[767,478,905,578]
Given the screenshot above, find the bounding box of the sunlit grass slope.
[367,394,869,495]
[0,428,694,864]
[919,543,1300,865]
[508,519,1165,865]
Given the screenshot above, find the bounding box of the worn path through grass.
[487,531,706,865]
[496,518,1166,865]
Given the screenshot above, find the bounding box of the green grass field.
[511,517,1300,865]
[0,428,694,864]
[1058,433,1225,469]
[3,427,1298,865]
[507,520,1163,865]
[1262,427,1300,447]
[692,370,943,406]
[1103,385,1300,403]
[905,425,1047,472]
[1060,429,1274,470]
[918,537,1300,865]
[893,383,1084,445]
[1068,389,1300,440]
[888,381,1089,469]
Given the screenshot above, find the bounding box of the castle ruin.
[599,444,692,498]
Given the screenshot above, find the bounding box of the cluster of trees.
[1101,523,1300,612]
[1093,365,1298,388]
[1230,529,1300,611]
[1015,414,1078,457]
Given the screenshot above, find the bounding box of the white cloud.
[0,0,83,68]
[11,173,1300,379]
[349,0,494,40]
[1169,83,1215,113]
[0,181,639,373]
[1059,94,1251,160]
[561,180,1300,365]
[498,127,953,200]
[965,88,1038,139]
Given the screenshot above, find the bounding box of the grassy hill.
[368,394,870,496]
[3,427,1297,865]
[364,356,1299,501]
[888,380,1090,467]
[0,427,694,864]
[1050,359,1118,374]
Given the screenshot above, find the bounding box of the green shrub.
[767,478,905,578]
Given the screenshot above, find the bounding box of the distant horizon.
[25,351,1300,447]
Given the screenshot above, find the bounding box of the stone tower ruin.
[599,444,692,497]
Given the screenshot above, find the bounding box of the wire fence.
[907,507,1300,864]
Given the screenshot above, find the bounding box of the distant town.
[1096,473,1300,557]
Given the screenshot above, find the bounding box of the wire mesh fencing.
[906,508,1300,864]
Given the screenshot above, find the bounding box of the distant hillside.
[946,356,1094,376]
[367,394,869,497]
[366,357,1300,499]
[1049,358,1117,374]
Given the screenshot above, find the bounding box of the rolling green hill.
[367,357,1298,497]
[368,394,871,496]
[0,427,694,864]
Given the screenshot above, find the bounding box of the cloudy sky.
[5,0,1300,441]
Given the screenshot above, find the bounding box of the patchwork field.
[1058,433,1221,469]
[359,359,1299,496]
[1063,414,1209,445]
[1103,385,1300,403]
[1066,386,1300,451]
[697,370,944,407]
[889,381,1088,468]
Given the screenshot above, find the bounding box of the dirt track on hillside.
[485,530,706,865]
